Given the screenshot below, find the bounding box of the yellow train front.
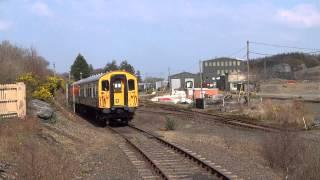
[72,70,139,125]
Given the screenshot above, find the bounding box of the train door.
[128,79,138,107]
[110,75,128,107]
[100,80,110,108]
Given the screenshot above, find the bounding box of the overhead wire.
[227,46,247,57]
[250,41,320,51]
[250,51,274,56]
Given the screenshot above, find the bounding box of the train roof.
[72,70,136,85]
[72,73,104,85]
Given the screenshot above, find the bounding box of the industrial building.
[202,57,245,84]
[168,72,200,91]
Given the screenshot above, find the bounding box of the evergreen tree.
[119,60,135,74]
[70,54,90,80]
[104,60,118,72]
[89,64,94,74]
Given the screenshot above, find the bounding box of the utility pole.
[246,40,250,106]
[264,59,267,79]
[199,60,203,98]
[53,62,56,77]
[168,67,171,93]
[72,85,75,113]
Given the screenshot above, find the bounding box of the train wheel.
[121,119,129,126]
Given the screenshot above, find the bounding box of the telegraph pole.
[168,67,171,92]
[246,40,250,105]
[53,62,56,77]
[199,60,203,98]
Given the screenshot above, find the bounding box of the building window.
[217,61,220,66]
[229,61,232,66]
[237,61,241,66]
[205,62,208,67]
[221,70,225,75]
[209,62,212,66]
[225,70,229,73]
[221,61,224,66]
[217,70,220,74]
[213,62,216,66]
[233,61,236,66]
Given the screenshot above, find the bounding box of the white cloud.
[0,20,12,31]
[277,4,320,28]
[31,1,53,17]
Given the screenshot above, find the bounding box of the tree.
[70,54,90,80]
[119,60,135,74]
[89,64,94,74]
[136,70,142,82]
[104,60,118,72]
[0,41,52,83]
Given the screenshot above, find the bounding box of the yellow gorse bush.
[16,73,39,88]
[17,73,65,102]
[32,86,54,102]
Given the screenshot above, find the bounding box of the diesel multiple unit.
[71,70,139,125]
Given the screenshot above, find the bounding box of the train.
[70,70,139,125]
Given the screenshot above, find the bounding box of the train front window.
[113,80,122,91]
[102,80,109,91]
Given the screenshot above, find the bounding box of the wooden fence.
[0,82,26,119]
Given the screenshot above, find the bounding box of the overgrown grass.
[0,117,77,179]
[165,116,176,131]
[256,100,314,129]
[262,131,320,179]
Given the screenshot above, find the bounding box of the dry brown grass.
[0,117,77,179]
[262,131,320,180]
[258,100,314,128]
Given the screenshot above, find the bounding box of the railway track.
[109,125,236,180]
[138,104,281,132]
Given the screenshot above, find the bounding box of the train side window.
[102,80,109,91]
[128,79,135,91]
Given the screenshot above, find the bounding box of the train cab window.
[113,80,122,91]
[102,80,109,91]
[128,79,135,91]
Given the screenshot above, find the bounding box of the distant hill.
[251,52,320,71]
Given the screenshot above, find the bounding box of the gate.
[0,82,26,119]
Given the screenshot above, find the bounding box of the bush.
[44,76,65,94]
[17,73,40,102]
[17,74,65,103]
[259,100,314,128]
[165,116,176,131]
[32,86,54,102]
[262,131,320,179]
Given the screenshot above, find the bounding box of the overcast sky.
[1,0,320,77]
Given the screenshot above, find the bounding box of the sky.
[1,0,320,77]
